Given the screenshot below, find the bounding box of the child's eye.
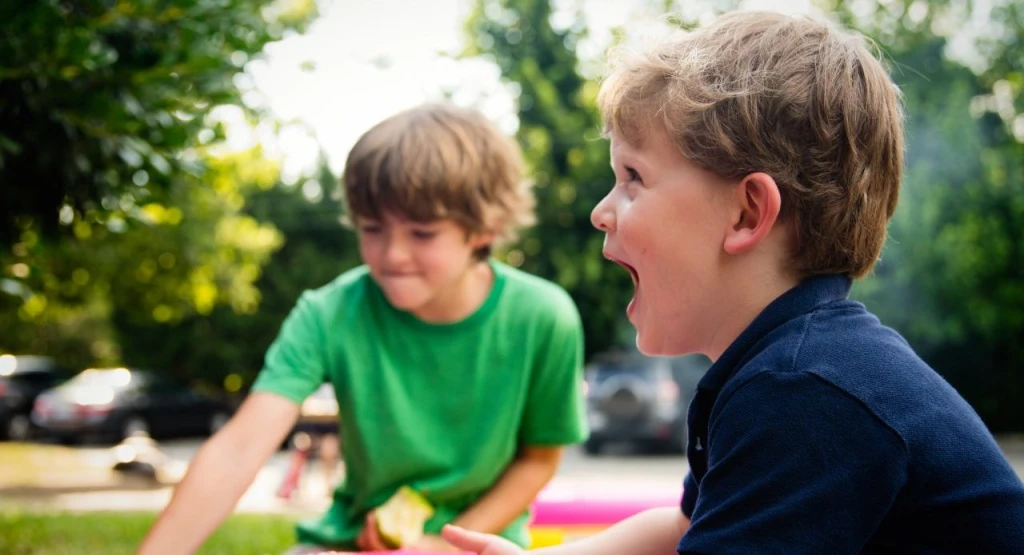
[359,224,382,235]
[625,166,642,183]
[412,230,437,240]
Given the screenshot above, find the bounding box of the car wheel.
[6,414,31,442]
[582,437,603,456]
[122,415,150,439]
[208,411,229,435]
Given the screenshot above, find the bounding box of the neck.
[412,260,494,324]
[703,267,801,362]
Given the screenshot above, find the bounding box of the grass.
[0,510,299,555]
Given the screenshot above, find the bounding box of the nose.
[591,191,616,232]
[383,233,411,266]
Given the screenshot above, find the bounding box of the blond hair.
[598,11,905,278]
[342,103,535,259]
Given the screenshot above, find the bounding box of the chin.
[634,331,664,356]
[636,329,693,357]
[382,293,426,312]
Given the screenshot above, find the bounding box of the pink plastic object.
[530,483,683,526]
[321,485,683,553]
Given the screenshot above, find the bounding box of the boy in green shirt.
[138,103,588,554]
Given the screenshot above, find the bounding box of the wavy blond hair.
[598,11,905,278]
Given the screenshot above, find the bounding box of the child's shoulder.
[749,299,922,380]
[493,261,581,325]
[731,300,957,424]
[294,265,374,312]
[496,261,577,308]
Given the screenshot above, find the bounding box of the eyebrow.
[612,145,645,169]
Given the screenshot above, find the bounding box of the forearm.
[137,432,266,554]
[137,392,298,555]
[453,450,560,534]
[534,507,688,555]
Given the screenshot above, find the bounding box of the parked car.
[32,367,231,443]
[0,354,68,441]
[583,350,711,455]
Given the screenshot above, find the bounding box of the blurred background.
[1,0,1022,551]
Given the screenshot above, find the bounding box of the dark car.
[583,350,711,455]
[31,367,231,443]
[0,355,68,441]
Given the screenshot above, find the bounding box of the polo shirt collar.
[698,274,853,392]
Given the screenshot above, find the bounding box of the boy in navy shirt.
[444,10,1024,554]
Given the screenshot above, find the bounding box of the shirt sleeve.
[678,372,908,554]
[517,293,589,446]
[250,290,328,404]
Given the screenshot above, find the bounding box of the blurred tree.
[114,158,362,393]
[814,0,1024,430]
[0,0,316,245]
[465,0,635,359]
[0,146,284,375]
[0,0,319,377]
[219,160,361,391]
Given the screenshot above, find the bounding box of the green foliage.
[466,0,635,359]
[113,159,361,390]
[0,0,317,244]
[0,0,317,377]
[0,147,285,375]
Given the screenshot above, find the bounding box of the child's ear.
[469,230,496,250]
[723,172,782,255]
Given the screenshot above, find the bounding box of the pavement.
[0,439,332,515]
[3,434,1023,515]
[0,437,690,515]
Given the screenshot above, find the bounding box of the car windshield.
[67,368,137,389]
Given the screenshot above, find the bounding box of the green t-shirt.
[251,260,588,548]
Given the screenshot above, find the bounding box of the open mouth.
[605,254,639,287]
[604,252,641,320]
[620,261,639,286]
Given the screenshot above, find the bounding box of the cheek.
[415,242,459,274]
[357,237,380,261]
[620,211,659,264]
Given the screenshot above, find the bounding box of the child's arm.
[451,445,564,533]
[137,392,300,555]
[444,507,689,555]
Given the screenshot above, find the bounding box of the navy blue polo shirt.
[678,275,1024,554]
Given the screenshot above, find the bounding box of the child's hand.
[408,533,463,552]
[355,510,390,551]
[441,525,524,555]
